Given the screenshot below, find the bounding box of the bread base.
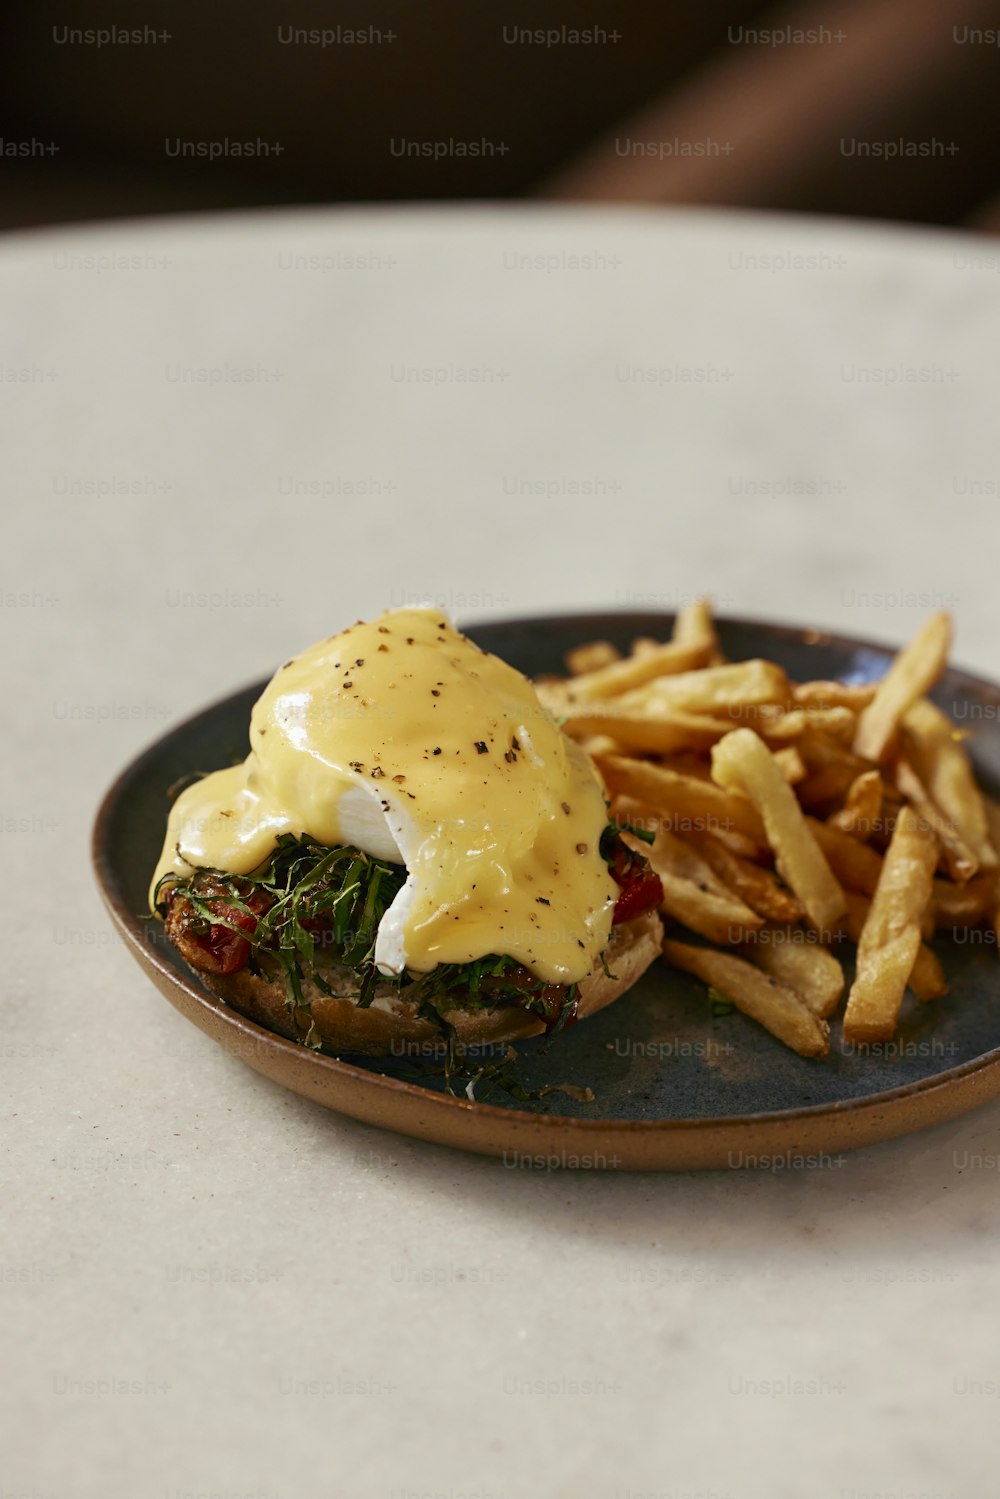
[196,910,663,1056]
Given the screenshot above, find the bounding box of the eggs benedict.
[152,609,663,1055]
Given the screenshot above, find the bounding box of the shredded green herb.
[707,986,735,1017]
[600,817,655,862]
[154,834,582,1047]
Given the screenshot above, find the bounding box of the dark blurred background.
[3,0,1000,232]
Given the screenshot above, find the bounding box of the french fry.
[757,705,857,744]
[711,729,847,934]
[795,731,871,810]
[842,806,939,1042]
[902,699,998,871]
[852,612,952,762]
[611,795,762,862]
[799,729,870,774]
[661,938,830,1057]
[843,890,947,1002]
[600,755,767,844]
[828,769,884,840]
[847,930,922,1040]
[796,764,861,812]
[771,745,807,785]
[578,733,626,759]
[558,707,731,755]
[672,598,713,645]
[688,831,804,924]
[739,929,845,1017]
[794,680,878,711]
[560,639,711,701]
[557,610,991,1055]
[654,881,761,946]
[871,786,905,848]
[564,715,817,765]
[631,659,792,717]
[911,951,947,1003]
[633,826,763,944]
[672,598,723,663]
[807,817,884,895]
[566,640,621,675]
[655,752,715,781]
[933,873,998,927]
[894,758,978,883]
[630,636,663,657]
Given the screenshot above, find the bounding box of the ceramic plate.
[93,614,1000,1170]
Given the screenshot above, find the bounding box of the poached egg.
[150,608,617,984]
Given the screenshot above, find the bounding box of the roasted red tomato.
[163,886,270,976]
[603,828,664,924]
[611,868,664,924]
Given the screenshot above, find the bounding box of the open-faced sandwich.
[151,609,664,1055]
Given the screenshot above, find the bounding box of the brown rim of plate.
[91,612,1000,1170]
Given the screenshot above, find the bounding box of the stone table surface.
[4,202,1000,1499]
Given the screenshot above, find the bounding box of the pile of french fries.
[540,604,1000,1058]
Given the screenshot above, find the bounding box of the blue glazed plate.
[92,614,1000,1170]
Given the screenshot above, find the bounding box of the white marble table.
[4,204,1000,1499]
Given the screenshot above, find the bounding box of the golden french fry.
[798,730,870,773]
[739,929,845,1017]
[688,826,761,860]
[757,705,858,745]
[556,619,995,1056]
[903,699,998,871]
[578,733,626,759]
[843,891,947,1002]
[672,598,722,662]
[829,769,884,840]
[655,752,714,781]
[894,758,978,883]
[661,938,830,1057]
[558,640,712,702]
[875,786,905,840]
[933,872,998,927]
[844,930,923,1043]
[794,680,878,711]
[559,707,731,754]
[622,659,792,717]
[807,817,884,895]
[771,746,807,784]
[671,598,713,644]
[630,636,663,657]
[631,822,739,901]
[796,764,861,812]
[577,713,830,766]
[842,805,939,1042]
[633,826,763,944]
[610,795,762,862]
[852,612,952,763]
[795,731,871,810]
[688,831,804,924]
[565,640,621,676]
[600,755,767,844]
[711,729,847,934]
[910,946,948,1000]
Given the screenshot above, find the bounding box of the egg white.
[333,781,419,978]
